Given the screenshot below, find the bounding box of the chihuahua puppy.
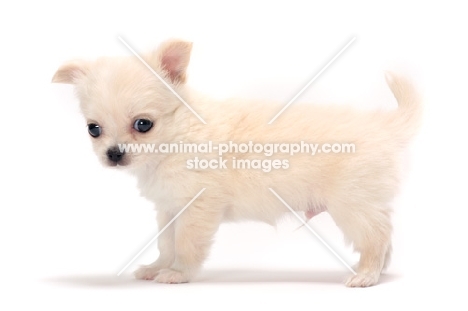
[52,39,421,287]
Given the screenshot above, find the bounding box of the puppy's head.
[52,40,192,168]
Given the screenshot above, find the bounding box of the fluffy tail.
[385,72,423,142]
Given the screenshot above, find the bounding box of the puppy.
[52,39,421,287]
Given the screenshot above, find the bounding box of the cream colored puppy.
[52,39,421,287]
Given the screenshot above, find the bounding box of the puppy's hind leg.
[328,202,392,287]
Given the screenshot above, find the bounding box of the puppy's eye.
[88,123,102,138]
[133,119,153,133]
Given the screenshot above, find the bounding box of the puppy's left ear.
[153,39,193,84]
[52,60,89,84]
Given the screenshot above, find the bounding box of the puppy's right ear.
[52,60,89,84]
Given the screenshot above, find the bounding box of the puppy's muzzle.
[106,146,125,164]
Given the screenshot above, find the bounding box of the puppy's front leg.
[134,210,175,280]
[154,203,221,284]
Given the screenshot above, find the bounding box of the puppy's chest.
[135,169,185,211]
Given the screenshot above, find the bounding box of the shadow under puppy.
[52,39,421,287]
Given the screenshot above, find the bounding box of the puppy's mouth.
[106,161,129,167]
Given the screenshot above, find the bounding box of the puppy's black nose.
[107,147,125,163]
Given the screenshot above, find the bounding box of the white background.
[1,0,467,310]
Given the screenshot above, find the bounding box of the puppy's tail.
[385,72,423,142]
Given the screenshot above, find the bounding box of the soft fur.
[52,39,421,287]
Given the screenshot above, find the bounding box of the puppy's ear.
[153,39,193,84]
[52,60,89,84]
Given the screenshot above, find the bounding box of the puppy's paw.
[154,268,189,284]
[345,273,379,287]
[133,265,163,281]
